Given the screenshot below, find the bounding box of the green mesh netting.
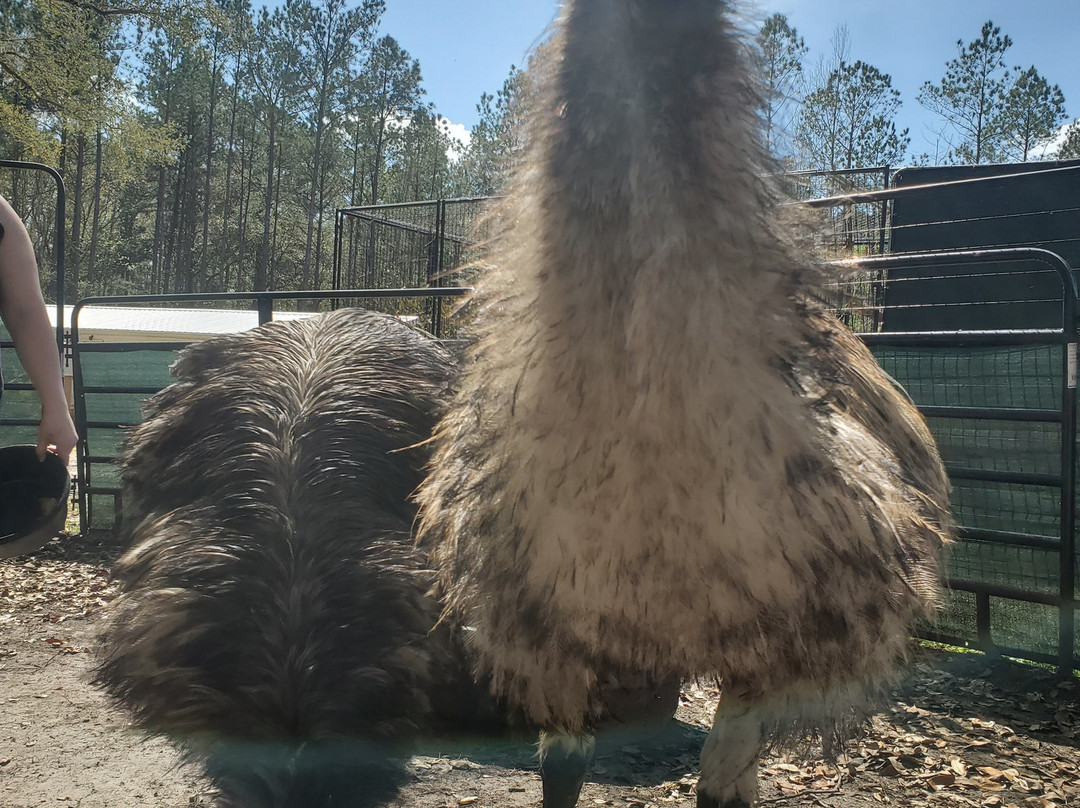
[875,344,1072,665]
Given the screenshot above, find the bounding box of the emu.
[97,305,678,807]
[415,2,953,808]
[97,309,469,808]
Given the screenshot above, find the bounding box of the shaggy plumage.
[415,2,952,807]
[97,308,461,808]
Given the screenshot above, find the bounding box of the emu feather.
[98,309,466,808]
[415,2,952,807]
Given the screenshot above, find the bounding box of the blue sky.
[375,0,1080,160]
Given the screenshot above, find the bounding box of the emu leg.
[539,731,595,808]
[696,686,764,808]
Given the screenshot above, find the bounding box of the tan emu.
[415,2,953,807]
[98,309,472,808]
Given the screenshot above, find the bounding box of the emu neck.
[514,0,790,345]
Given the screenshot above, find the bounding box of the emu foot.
[696,792,751,808]
[697,684,762,808]
[539,733,594,808]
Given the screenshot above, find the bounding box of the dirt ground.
[3,531,1080,808]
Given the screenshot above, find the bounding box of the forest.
[0,0,1076,301]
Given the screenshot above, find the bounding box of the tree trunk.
[365,123,386,285]
[86,128,104,293]
[303,88,329,289]
[163,149,185,294]
[202,44,222,278]
[68,132,88,302]
[222,50,243,290]
[182,104,199,293]
[270,137,284,291]
[255,110,276,292]
[238,118,255,293]
[370,126,383,205]
[152,165,167,294]
[350,117,363,206]
[151,89,174,294]
[313,168,327,290]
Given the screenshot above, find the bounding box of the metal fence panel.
[850,249,1078,671]
[332,199,489,337]
[51,172,1080,670]
[69,289,471,534]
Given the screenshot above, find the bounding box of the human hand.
[37,406,78,464]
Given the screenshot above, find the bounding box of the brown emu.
[415,2,953,807]
[97,309,464,808]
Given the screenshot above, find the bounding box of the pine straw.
[2,533,1079,808]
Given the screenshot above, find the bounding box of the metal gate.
[841,248,1078,670]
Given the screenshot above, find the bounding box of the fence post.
[332,209,343,293]
[428,200,446,338]
[976,592,994,654]
[257,295,273,326]
[1060,303,1078,672]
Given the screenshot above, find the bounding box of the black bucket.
[0,445,71,559]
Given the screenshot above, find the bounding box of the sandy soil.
[2,531,1079,808]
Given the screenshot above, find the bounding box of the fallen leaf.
[928,773,956,789]
[879,759,902,777]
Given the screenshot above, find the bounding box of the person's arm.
[0,195,77,462]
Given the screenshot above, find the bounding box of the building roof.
[55,305,319,343]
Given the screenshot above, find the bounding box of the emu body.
[98,309,463,808]
[416,2,952,807]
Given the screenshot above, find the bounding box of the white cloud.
[442,120,472,162]
[1031,118,1077,160]
[340,112,473,162]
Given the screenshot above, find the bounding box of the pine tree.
[298,0,382,289]
[350,35,423,208]
[1059,120,1080,159]
[1000,66,1067,161]
[918,21,1012,164]
[248,1,309,292]
[796,60,909,172]
[457,65,531,196]
[756,14,807,156]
